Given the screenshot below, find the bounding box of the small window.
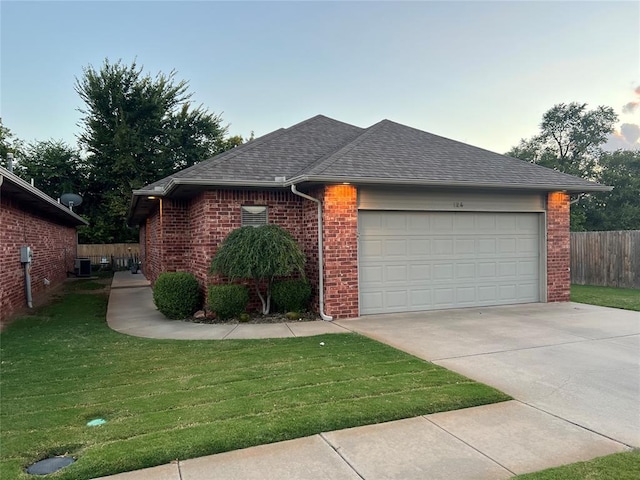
[241,205,268,227]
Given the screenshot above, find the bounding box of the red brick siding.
[301,188,321,312]
[140,205,162,285]
[547,192,570,302]
[1,195,77,325]
[322,185,359,319]
[143,190,309,312]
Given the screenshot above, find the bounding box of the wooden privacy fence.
[570,231,640,289]
[77,244,140,270]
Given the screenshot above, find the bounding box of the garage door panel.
[410,289,432,308]
[386,265,408,282]
[434,288,455,306]
[359,211,540,314]
[360,265,383,284]
[409,239,431,255]
[478,238,497,254]
[457,286,477,303]
[518,237,538,254]
[409,264,431,281]
[360,239,383,256]
[478,285,498,301]
[456,263,476,278]
[433,239,454,255]
[455,238,475,254]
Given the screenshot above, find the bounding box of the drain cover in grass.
[26,456,75,475]
[87,418,106,427]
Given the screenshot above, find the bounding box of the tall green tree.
[584,150,640,231]
[507,103,618,230]
[507,103,617,179]
[16,140,85,201]
[76,59,229,243]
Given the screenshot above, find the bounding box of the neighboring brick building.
[1,167,87,326]
[128,115,609,319]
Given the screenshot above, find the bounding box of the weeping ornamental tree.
[210,225,306,314]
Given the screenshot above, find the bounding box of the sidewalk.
[107,271,350,340]
[97,272,630,479]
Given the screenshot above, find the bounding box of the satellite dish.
[60,193,83,212]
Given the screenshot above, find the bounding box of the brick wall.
[322,185,359,318]
[1,195,77,325]
[144,190,308,312]
[547,192,570,302]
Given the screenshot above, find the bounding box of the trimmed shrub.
[272,279,311,313]
[208,284,249,320]
[153,272,200,320]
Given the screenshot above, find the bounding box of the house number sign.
[454,202,464,208]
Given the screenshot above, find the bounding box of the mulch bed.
[187,311,320,324]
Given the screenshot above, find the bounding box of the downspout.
[24,263,33,308]
[290,184,333,321]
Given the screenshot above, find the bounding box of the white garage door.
[359,211,540,314]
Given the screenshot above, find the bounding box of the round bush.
[272,279,311,312]
[208,284,249,320]
[153,272,200,320]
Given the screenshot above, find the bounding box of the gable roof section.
[129,115,611,225]
[142,115,364,191]
[0,167,88,227]
[299,119,602,190]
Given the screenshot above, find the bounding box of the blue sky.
[1,1,639,154]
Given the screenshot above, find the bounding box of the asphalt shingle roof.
[138,114,609,192]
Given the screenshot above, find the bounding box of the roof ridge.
[303,119,388,176]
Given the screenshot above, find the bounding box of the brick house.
[1,166,88,325]
[127,115,609,319]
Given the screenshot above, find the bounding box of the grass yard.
[0,282,509,480]
[514,450,640,480]
[571,284,640,311]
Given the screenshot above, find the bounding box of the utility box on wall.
[75,258,91,277]
[20,246,33,263]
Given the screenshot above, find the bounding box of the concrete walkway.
[107,271,350,339]
[97,272,632,479]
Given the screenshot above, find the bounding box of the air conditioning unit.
[75,258,91,277]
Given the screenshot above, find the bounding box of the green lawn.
[515,450,640,480]
[571,284,640,311]
[0,284,509,480]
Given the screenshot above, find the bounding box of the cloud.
[605,123,640,151]
[621,123,640,144]
[621,85,640,113]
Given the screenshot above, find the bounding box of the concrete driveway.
[336,302,640,448]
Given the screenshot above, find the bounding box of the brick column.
[547,192,570,302]
[322,185,359,318]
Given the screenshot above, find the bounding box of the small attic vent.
[241,205,268,227]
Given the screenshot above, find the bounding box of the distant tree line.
[1,59,248,243]
[506,102,640,231]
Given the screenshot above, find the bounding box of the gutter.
[0,167,88,225]
[290,184,333,322]
[283,175,613,193]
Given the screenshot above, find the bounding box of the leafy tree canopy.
[584,150,640,231]
[210,225,306,314]
[506,102,639,231]
[75,59,230,243]
[15,140,85,200]
[507,102,617,179]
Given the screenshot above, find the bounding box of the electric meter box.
[20,246,33,263]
